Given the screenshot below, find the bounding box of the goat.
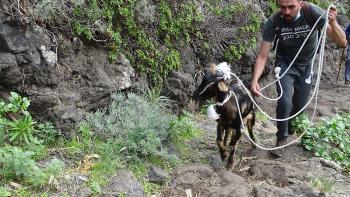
[192,63,256,169]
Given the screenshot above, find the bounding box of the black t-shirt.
[263,3,326,65]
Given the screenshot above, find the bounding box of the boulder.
[103,169,145,197]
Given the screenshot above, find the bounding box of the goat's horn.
[218,81,229,92]
[209,63,217,75]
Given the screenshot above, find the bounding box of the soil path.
[162,78,350,197]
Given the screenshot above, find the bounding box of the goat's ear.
[218,81,229,92]
[209,63,217,75]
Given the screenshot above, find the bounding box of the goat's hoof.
[226,162,234,169]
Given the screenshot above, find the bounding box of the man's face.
[278,0,301,22]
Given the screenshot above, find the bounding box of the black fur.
[193,71,256,169]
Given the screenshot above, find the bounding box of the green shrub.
[16,0,264,86]
[7,115,38,145]
[309,0,333,9]
[292,113,350,170]
[0,92,37,146]
[168,111,201,144]
[70,0,204,87]
[0,92,58,147]
[26,143,49,160]
[0,146,65,187]
[0,93,63,188]
[36,122,58,146]
[83,92,200,161]
[84,92,172,158]
[140,86,173,110]
[0,146,41,182]
[266,0,279,16]
[209,3,261,61]
[0,187,11,197]
[81,91,200,193]
[42,159,65,181]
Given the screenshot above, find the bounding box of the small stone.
[148,166,169,184]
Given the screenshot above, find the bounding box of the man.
[250,0,347,156]
[345,23,350,84]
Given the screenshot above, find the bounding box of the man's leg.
[276,73,296,142]
[290,65,312,130]
[345,47,350,82]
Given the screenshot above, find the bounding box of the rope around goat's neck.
[216,91,232,106]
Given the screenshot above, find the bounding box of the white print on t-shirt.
[280,24,311,41]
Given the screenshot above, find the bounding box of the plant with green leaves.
[292,113,350,170]
[0,92,38,146]
[309,0,333,9]
[266,0,279,16]
[0,146,40,182]
[168,111,201,144]
[86,140,125,193]
[0,187,11,197]
[208,2,261,61]
[87,92,200,160]
[7,115,38,145]
[139,86,173,110]
[70,0,204,87]
[348,0,350,18]
[0,92,30,115]
[35,122,58,146]
[0,92,58,146]
[81,91,200,194]
[0,146,65,187]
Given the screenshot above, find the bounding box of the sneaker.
[269,139,287,158]
[345,80,350,85]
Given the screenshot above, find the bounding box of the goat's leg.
[247,112,256,149]
[226,126,241,169]
[216,124,228,161]
[224,128,233,148]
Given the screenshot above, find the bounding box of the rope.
[260,11,327,92]
[254,10,327,101]
[217,91,232,106]
[231,24,326,122]
[193,70,205,86]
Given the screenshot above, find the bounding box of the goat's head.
[192,63,230,106]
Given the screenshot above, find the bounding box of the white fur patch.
[217,62,231,81]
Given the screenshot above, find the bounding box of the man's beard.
[284,14,296,22]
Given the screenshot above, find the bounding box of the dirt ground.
[176,73,350,196]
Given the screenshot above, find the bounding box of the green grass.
[311,177,334,192]
[255,111,268,123]
[0,90,203,196]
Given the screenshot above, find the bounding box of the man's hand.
[326,5,347,48]
[250,82,260,97]
[328,6,337,24]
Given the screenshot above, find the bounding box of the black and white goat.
[193,63,256,169]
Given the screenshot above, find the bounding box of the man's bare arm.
[251,41,272,96]
[326,8,347,48]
